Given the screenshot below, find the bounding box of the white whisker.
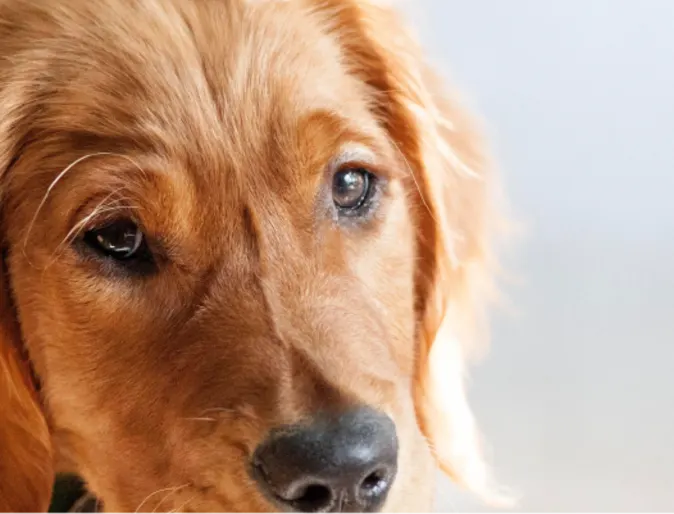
[200,407,238,415]
[135,484,187,513]
[152,484,189,513]
[168,493,197,513]
[388,137,438,225]
[22,151,147,265]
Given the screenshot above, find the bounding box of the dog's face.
[0,1,501,512]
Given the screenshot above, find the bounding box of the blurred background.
[398,0,674,511]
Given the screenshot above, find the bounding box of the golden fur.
[0,0,505,511]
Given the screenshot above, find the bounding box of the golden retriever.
[0,0,506,511]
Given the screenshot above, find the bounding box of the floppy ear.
[0,272,54,512]
[314,0,510,504]
[0,53,55,513]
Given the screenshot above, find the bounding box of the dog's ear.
[314,0,510,504]
[0,273,54,512]
[0,46,55,513]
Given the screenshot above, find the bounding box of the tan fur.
[0,0,505,511]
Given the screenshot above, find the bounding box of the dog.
[0,0,506,511]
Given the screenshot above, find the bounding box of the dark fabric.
[49,474,99,513]
[69,493,99,512]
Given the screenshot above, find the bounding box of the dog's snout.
[251,407,398,513]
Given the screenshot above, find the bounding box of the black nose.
[251,407,398,513]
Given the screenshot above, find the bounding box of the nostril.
[288,484,333,512]
[253,460,334,512]
[359,468,391,501]
[361,470,384,490]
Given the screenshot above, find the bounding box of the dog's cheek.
[350,190,417,371]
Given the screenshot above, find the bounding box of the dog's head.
[0,0,503,511]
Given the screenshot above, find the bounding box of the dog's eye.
[82,220,154,268]
[332,167,375,212]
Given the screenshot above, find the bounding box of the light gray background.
[398,1,674,511]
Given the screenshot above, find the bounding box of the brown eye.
[80,219,157,277]
[84,220,145,260]
[81,219,156,276]
[332,168,374,211]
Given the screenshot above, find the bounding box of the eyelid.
[71,195,192,272]
[72,202,142,240]
[330,145,387,176]
[70,191,131,225]
[332,145,376,166]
